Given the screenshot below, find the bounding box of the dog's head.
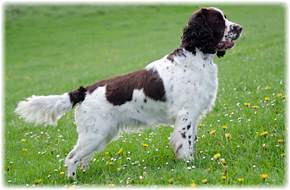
[181,7,242,58]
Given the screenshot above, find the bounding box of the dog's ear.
[217,51,226,58]
[181,8,216,54]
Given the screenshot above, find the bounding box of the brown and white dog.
[15,7,242,180]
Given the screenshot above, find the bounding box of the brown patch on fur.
[217,51,226,58]
[85,69,166,106]
[181,132,186,139]
[69,86,87,107]
[167,48,186,62]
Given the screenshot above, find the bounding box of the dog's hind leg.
[65,126,118,180]
[79,152,95,171]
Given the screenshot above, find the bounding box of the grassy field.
[3,3,287,188]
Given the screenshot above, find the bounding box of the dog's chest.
[149,54,218,115]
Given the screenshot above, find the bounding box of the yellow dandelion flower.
[265,97,269,101]
[105,152,109,155]
[198,124,202,127]
[213,153,221,159]
[117,167,121,171]
[281,153,286,157]
[21,139,26,142]
[222,126,227,130]
[210,130,216,134]
[238,178,244,182]
[282,96,286,99]
[37,179,42,183]
[202,179,208,184]
[22,149,28,151]
[108,184,115,187]
[190,182,196,187]
[69,184,76,189]
[222,176,227,180]
[261,174,268,180]
[278,139,284,143]
[260,131,268,136]
[18,116,22,119]
[109,162,114,165]
[243,103,250,106]
[117,148,123,154]
[222,159,226,164]
[60,172,65,174]
[169,179,173,184]
[278,93,282,97]
[225,133,232,140]
[266,87,271,90]
[253,106,258,109]
[143,144,149,147]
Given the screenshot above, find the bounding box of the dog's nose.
[234,25,242,33]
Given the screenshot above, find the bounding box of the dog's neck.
[194,48,216,61]
[179,48,216,68]
[166,47,217,68]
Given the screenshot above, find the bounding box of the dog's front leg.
[170,110,198,161]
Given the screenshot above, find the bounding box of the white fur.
[15,93,72,126]
[148,50,217,159]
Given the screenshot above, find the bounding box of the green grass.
[4,3,287,188]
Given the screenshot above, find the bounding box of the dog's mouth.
[216,40,235,51]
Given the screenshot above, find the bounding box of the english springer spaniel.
[15,7,242,180]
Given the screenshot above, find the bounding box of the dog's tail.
[15,86,87,126]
